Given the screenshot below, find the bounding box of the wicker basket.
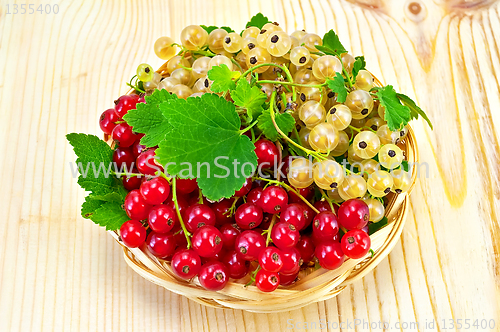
[108,112,418,313]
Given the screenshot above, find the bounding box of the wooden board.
[1,0,499,330]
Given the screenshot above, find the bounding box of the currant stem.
[255,176,320,214]
[239,120,258,135]
[337,55,354,88]
[172,178,192,248]
[256,80,326,89]
[239,63,296,101]
[348,125,361,132]
[265,215,277,246]
[268,92,327,161]
[112,172,143,178]
[158,171,172,182]
[319,188,335,212]
[231,58,243,72]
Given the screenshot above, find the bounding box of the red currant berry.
[122,172,143,191]
[171,249,201,279]
[165,194,189,216]
[315,242,345,270]
[279,272,298,286]
[191,225,223,258]
[258,186,288,214]
[235,230,266,261]
[111,123,137,148]
[183,204,216,233]
[176,178,198,194]
[200,250,226,265]
[124,190,152,220]
[299,202,315,229]
[222,250,249,279]
[119,220,146,248]
[219,223,241,250]
[258,247,283,273]
[173,229,188,249]
[114,94,138,118]
[146,232,176,258]
[198,261,229,291]
[234,178,252,197]
[212,199,235,225]
[252,179,266,188]
[341,229,371,259]
[113,147,136,170]
[289,186,315,204]
[260,213,273,229]
[312,212,339,244]
[255,269,280,292]
[139,177,171,205]
[247,187,263,205]
[296,235,315,263]
[235,203,263,230]
[136,149,163,175]
[131,138,146,157]
[148,204,177,233]
[99,108,119,134]
[271,221,300,250]
[254,139,279,169]
[338,199,370,230]
[280,247,302,275]
[280,203,307,231]
[314,200,334,213]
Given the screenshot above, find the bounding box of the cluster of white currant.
[135,23,412,223]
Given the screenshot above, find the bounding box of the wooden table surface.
[1,0,499,331]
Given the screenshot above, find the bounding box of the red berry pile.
[102,94,373,291]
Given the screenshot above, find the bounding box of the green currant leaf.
[201,25,235,34]
[220,26,235,33]
[81,196,104,219]
[257,109,295,141]
[316,30,347,56]
[397,93,433,130]
[368,217,388,235]
[231,78,267,121]
[157,93,258,201]
[122,89,174,147]
[90,201,129,231]
[376,85,412,131]
[207,64,238,93]
[68,133,130,230]
[200,25,219,34]
[352,56,366,81]
[81,180,128,220]
[400,160,409,172]
[245,13,272,29]
[66,133,116,195]
[326,72,348,103]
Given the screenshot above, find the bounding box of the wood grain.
[0,0,499,331]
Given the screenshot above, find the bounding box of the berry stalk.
[268,91,328,161]
[172,178,192,248]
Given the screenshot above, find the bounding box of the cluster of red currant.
[99,97,372,292]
